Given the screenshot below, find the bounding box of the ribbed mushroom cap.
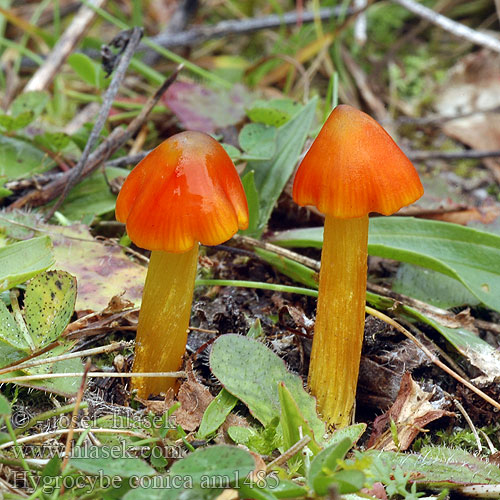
[116,131,249,253]
[293,105,424,218]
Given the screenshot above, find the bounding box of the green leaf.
[70,446,155,477]
[0,112,34,131]
[308,437,354,495]
[264,479,308,498]
[24,271,77,348]
[0,300,26,350]
[247,99,303,127]
[210,334,324,441]
[58,167,128,221]
[0,135,54,180]
[271,217,500,312]
[0,236,54,292]
[0,394,11,415]
[244,98,317,235]
[238,483,278,500]
[278,382,321,468]
[169,445,255,487]
[325,424,367,449]
[239,123,277,160]
[11,91,49,117]
[34,131,73,154]
[240,170,260,236]
[365,446,500,487]
[393,263,480,309]
[197,388,238,439]
[68,53,107,89]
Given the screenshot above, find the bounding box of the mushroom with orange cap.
[116,131,248,398]
[293,105,424,429]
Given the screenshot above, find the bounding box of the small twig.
[453,398,482,453]
[10,65,183,211]
[46,27,144,220]
[24,0,106,92]
[392,0,500,53]
[407,149,500,162]
[146,6,354,49]
[367,306,500,412]
[61,360,91,474]
[266,435,312,471]
[1,371,186,384]
[106,150,151,168]
[0,341,134,377]
[0,428,148,451]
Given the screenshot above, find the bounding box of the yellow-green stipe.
[132,244,199,398]
[308,215,369,429]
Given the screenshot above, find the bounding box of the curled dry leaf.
[367,372,454,451]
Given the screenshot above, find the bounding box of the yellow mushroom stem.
[132,243,199,398]
[308,215,369,429]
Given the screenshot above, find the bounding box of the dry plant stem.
[132,245,199,398]
[0,371,186,383]
[0,341,133,376]
[61,360,91,474]
[46,27,144,220]
[266,435,312,471]
[366,306,500,412]
[24,0,106,92]
[392,0,500,53]
[453,398,482,452]
[0,429,148,451]
[309,215,368,429]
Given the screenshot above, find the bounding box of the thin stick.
[147,6,354,49]
[46,27,144,219]
[366,306,500,412]
[0,341,134,377]
[1,371,186,383]
[24,0,106,92]
[408,149,500,162]
[61,360,91,473]
[0,428,148,451]
[453,398,482,453]
[392,0,500,53]
[266,435,311,471]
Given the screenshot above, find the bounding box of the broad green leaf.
[197,388,238,439]
[393,263,480,309]
[24,271,77,348]
[0,300,26,350]
[0,236,54,292]
[0,135,54,180]
[239,123,277,160]
[221,143,241,161]
[169,445,255,487]
[68,53,107,89]
[58,167,128,221]
[0,394,11,415]
[210,334,324,440]
[262,479,308,499]
[0,187,13,199]
[365,446,500,487]
[326,424,367,449]
[70,446,155,477]
[240,170,260,236]
[278,382,321,467]
[244,98,317,235]
[271,217,500,312]
[308,438,355,495]
[247,99,303,127]
[33,131,73,154]
[238,483,278,500]
[11,91,49,117]
[0,112,34,131]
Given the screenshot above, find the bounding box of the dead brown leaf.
[367,372,454,451]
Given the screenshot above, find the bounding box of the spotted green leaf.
[24,271,77,348]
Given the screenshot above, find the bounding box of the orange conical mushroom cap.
[293,105,424,218]
[116,131,249,253]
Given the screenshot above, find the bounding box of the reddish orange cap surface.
[293,105,424,218]
[116,131,249,253]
